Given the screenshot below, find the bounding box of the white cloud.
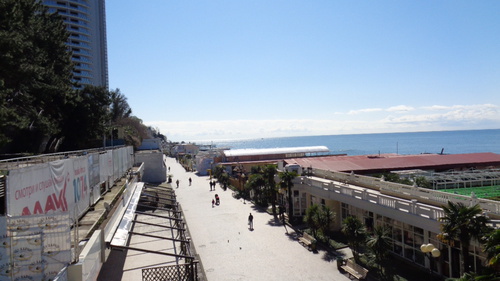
[386,105,414,112]
[420,104,497,111]
[147,104,500,142]
[384,104,499,124]
[347,108,383,115]
[347,105,414,115]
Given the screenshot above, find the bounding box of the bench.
[298,232,316,251]
[341,259,368,280]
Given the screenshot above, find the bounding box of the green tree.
[0,0,73,152]
[109,88,132,122]
[58,85,110,150]
[414,176,431,188]
[483,228,500,268]
[116,115,150,148]
[213,165,225,180]
[279,170,297,223]
[342,216,367,263]
[318,204,334,237]
[218,173,229,190]
[304,204,321,237]
[246,173,266,205]
[304,204,335,239]
[262,164,278,214]
[438,202,490,275]
[367,226,392,280]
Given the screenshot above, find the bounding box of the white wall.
[135,152,166,183]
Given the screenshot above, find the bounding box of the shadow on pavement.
[97,247,128,281]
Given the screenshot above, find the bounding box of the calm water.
[209,129,500,156]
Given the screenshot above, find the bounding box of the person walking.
[248,213,253,230]
[212,199,215,208]
[176,179,179,188]
[189,177,192,186]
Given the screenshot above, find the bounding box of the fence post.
[411,199,418,214]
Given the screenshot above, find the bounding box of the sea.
[208,129,500,156]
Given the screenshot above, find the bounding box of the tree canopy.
[0,0,151,154]
[0,0,73,152]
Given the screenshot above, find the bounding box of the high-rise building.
[43,0,108,88]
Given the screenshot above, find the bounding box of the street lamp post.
[420,243,441,279]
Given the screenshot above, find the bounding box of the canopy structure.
[223,146,329,157]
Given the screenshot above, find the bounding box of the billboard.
[6,157,90,219]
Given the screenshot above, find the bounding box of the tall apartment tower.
[43,0,109,88]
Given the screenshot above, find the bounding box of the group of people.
[209,180,217,191]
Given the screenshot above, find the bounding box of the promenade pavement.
[167,157,351,281]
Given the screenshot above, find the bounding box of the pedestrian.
[279,205,284,221]
[176,179,179,188]
[248,213,253,230]
[212,199,215,207]
[189,177,192,186]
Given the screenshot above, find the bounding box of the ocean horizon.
[200,129,500,156]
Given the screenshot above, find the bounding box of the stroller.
[215,194,220,205]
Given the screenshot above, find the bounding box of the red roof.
[285,153,500,173]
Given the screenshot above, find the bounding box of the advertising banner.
[88,153,100,188]
[7,157,90,219]
[113,149,120,182]
[99,151,113,188]
[71,156,90,218]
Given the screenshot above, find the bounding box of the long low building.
[285,152,500,175]
[221,146,330,162]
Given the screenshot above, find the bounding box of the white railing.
[310,169,500,216]
[300,177,446,221]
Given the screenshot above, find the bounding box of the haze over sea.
[208,129,500,156]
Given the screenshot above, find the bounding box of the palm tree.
[438,202,490,275]
[279,171,297,223]
[262,164,278,214]
[342,216,367,263]
[109,88,132,122]
[318,205,335,237]
[218,173,229,190]
[213,165,225,180]
[367,226,392,280]
[483,228,500,268]
[304,204,321,237]
[246,173,266,205]
[304,204,335,239]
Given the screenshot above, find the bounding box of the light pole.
[420,243,440,279]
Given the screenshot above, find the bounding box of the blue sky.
[106,1,500,142]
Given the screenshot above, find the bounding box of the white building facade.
[282,167,499,279]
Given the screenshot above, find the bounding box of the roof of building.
[223,146,329,157]
[285,152,500,173]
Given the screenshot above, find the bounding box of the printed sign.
[7,158,89,219]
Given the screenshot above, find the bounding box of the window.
[341,203,349,219]
[394,228,403,243]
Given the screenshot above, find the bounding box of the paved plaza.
[167,157,351,281]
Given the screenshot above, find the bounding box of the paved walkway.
[167,157,351,281]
